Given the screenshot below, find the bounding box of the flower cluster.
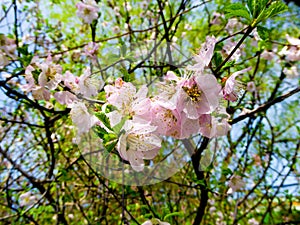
[19,191,37,207]
[76,0,99,24]
[92,37,252,171]
[23,55,103,105]
[22,37,252,171]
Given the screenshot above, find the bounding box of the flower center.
[164,109,177,123]
[127,134,140,149]
[46,66,57,81]
[182,85,202,102]
[83,8,92,15]
[126,133,153,151]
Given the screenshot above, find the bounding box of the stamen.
[182,85,202,102]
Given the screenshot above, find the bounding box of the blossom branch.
[191,137,210,225]
[231,86,300,124]
[215,26,254,74]
[0,117,45,128]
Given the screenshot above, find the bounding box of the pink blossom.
[117,120,161,171]
[146,99,182,138]
[222,39,243,61]
[227,175,246,194]
[76,0,99,24]
[222,67,252,101]
[54,91,78,106]
[22,65,36,92]
[279,46,300,62]
[187,36,217,72]
[153,71,182,110]
[286,34,300,46]
[84,42,99,58]
[261,50,275,60]
[22,61,54,101]
[211,12,223,25]
[63,71,78,90]
[278,35,300,62]
[32,87,51,101]
[37,55,62,90]
[283,65,299,79]
[146,98,200,139]
[248,218,259,225]
[19,192,37,207]
[0,52,9,68]
[246,81,256,93]
[178,75,221,119]
[154,71,221,125]
[104,79,151,126]
[199,113,231,138]
[78,68,103,97]
[105,79,137,109]
[70,101,98,134]
[23,56,73,101]
[225,18,244,33]
[0,34,16,59]
[180,112,201,139]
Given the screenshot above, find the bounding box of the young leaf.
[257,26,270,40]
[104,140,118,152]
[222,168,232,176]
[213,52,223,68]
[94,112,112,131]
[17,44,29,55]
[93,125,108,139]
[264,1,288,19]
[163,212,184,220]
[253,1,288,26]
[223,3,252,22]
[247,0,268,18]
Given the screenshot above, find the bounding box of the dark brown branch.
[215,26,254,74]
[191,137,210,225]
[0,117,45,128]
[231,86,300,124]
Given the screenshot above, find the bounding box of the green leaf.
[93,125,108,139]
[103,133,117,143]
[257,26,270,40]
[120,44,127,56]
[220,60,236,72]
[19,54,34,67]
[264,1,288,19]
[214,42,224,51]
[247,0,255,16]
[120,67,135,82]
[222,168,232,176]
[17,44,29,55]
[253,1,288,26]
[94,112,112,131]
[224,3,248,11]
[213,52,223,68]
[106,53,120,62]
[32,68,41,82]
[104,140,118,152]
[163,212,184,220]
[223,3,252,22]
[247,0,269,18]
[196,179,206,186]
[2,4,7,12]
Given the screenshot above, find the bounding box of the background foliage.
[0,0,299,224]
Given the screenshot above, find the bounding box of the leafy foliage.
[0,0,299,225]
